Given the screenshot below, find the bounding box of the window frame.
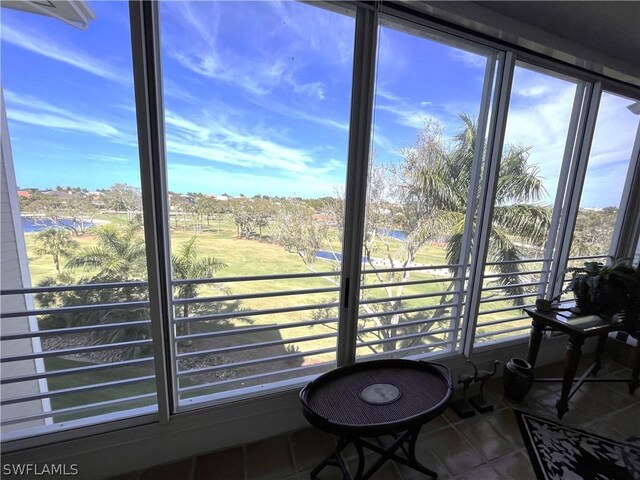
[2,0,640,452]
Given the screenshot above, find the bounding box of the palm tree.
[41,227,227,356]
[410,114,550,300]
[172,237,227,341]
[33,228,79,273]
[65,223,147,280]
[362,115,550,351]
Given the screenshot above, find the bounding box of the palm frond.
[492,204,551,246]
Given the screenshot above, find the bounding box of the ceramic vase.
[503,357,534,402]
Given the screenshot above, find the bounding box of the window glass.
[475,64,581,345]
[568,92,640,265]
[357,17,493,360]
[1,2,156,440]
[159,1,355,408]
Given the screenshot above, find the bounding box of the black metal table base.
[311,427,437,480]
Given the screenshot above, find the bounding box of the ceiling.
[474,1,640,72]
[417,1,640,86]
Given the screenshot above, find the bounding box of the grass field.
[20,212,534,419]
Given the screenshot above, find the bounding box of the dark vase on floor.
[503,358,534,402]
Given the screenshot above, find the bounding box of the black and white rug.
[514,409,640,480]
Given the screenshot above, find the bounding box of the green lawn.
[43,357,157,421]
[24,213,534,414]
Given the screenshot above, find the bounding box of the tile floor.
[113,353,639,480]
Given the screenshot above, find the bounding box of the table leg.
[405,428,437,478]
[629,339,640,395]
[527,319,545,367]
[353,442,365,480]
[593,333,608,376]
[310,437,350,479]
[556,336,584,419]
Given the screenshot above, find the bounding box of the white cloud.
[588,92,640,169]
[4,90,135,144]
[165,110,212,142]
[161,1,342,100]
[167,162,342,198]
[164,109,316,175]
[163,79,199,103]
[450,49,488,68]
[85,154,131,164]
[376,102,438,130]
[1,24,129,84]
[503,70,640,208]
[247,97,349,131]
[513,85,551,98]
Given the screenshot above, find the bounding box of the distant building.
[42,189,73,199]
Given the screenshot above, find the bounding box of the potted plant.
[567,258,640,336]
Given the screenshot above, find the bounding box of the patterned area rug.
[514,409,640,480]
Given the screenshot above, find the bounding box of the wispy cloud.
[1,24,129,84]
[167,162,342,198]
[85,154,131,164]
[450,49,488,68]
[162,1,337,100]
[4,90,135,144]
[164,109,317,175]
[248,96,349,131]
[163,79,199,103]
[376,102,438,130]
[513,85,551,98]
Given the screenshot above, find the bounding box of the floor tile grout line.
[188,456,196,480]
[286,433,299,474]
[111,359,637,480]
[450,422,494,468]
[243,444,248,480]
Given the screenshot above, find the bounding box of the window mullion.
[539,82,588,299]
[452,52,498,350]
[461,51,516,357]
[609,120,640,260]
[337,4,379,367]
[550,82,602,298]
[129,0,175,422]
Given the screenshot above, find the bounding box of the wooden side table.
[524,303,640,419]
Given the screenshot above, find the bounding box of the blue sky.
[1,1,638,207]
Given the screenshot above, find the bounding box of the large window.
[159,1,355,408]
[475,64,584,344]
[1,2,157,440]
[357,16,494,360]
[568,91,640,264]
[1,1,639,445]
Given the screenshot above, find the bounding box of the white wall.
[0,89,48,433]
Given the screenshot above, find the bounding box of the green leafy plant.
[567,258,640,335]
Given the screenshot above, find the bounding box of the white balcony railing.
[1,259,561,438]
